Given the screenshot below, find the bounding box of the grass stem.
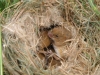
[0,26,3,75]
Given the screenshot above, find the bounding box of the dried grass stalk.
[1,0,100,75]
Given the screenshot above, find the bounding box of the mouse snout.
[48,32,53,38]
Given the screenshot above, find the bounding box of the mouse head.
[48,26,72,46]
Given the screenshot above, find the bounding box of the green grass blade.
[0,26,3,75]
[88,0,100,15]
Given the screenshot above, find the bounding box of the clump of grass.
[1,0,100,75]
[0,0,20,12]
[88,0,100,16]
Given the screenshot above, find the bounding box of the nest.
[1,0,100,75]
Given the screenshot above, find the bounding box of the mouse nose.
[48,32,53,38]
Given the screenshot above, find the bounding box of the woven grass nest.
[1,0,100,75]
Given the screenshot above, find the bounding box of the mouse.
[48,26,72,59]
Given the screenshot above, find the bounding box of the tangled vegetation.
[1,0,100,75]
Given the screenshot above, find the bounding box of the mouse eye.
[55,35,58,37]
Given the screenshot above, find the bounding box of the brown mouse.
[48,26,72,59]
[36,26,61,68]
[37,26,51,50]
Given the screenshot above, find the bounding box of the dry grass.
[1,0,100,75]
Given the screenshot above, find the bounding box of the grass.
[0,0,20,12]
[0,26,3,75]
[88,0,100,16]
[0,0,19,75]
[1,0,100,75]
